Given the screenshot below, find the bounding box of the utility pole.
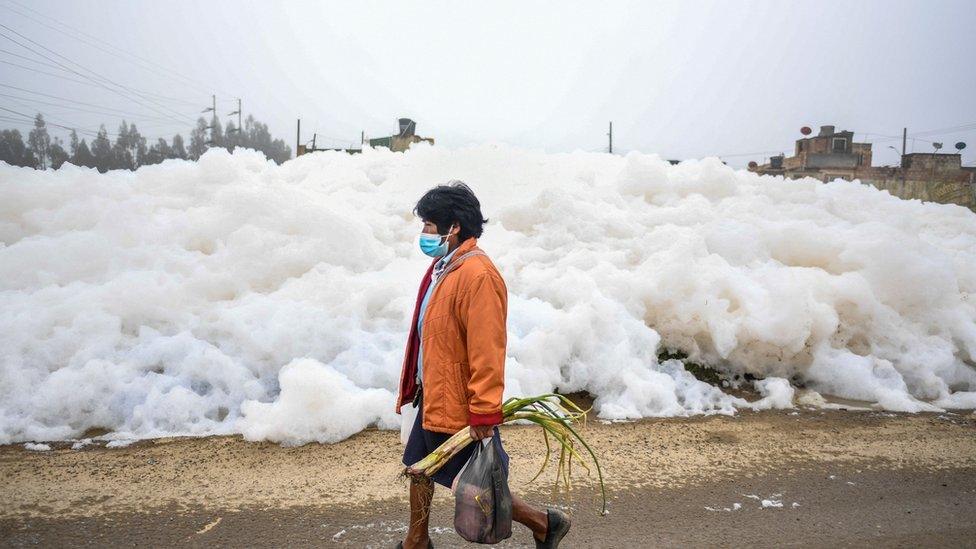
[227,98,241,133]
[312,133,317,150]
[608,121,613,154]
[901,128,907,166]
[227,99,242,148]
[296,119,301,157]
[361,130,364,145]
[210,94,217,144]
[201,94,217,146]
[902,127,908,187]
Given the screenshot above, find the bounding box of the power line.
[1,47,203,107]
[0,59,204,107]
[0,106,104,137]
[0,57,97,86]
[909,122,976,139]
[0,26,192,125]
[715,149,788,159]
[0,24,194,125]
[860,123,976,144]
[0,106,179,143]
[3,1,246,124]
[0,114,38,125]
[0,84,195,123]
[0,46,66,71]
[2,0,236,99]
[0,94,192,134]
[0,23,195,123]
[0,115,88,134]
[307,130,361,144]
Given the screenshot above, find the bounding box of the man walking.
[396,181,571,548]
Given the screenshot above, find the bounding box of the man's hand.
[469,424,494,441]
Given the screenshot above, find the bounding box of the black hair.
[414,180,488,241]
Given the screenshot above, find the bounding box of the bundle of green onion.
[404,393,608,515]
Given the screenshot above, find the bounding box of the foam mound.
[1,144,974,444]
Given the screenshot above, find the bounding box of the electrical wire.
[1,58,113,87]
[0,24,194,125]
[715,149,787,159]
[0,84,196,123]
[0,104,179,143]
[0,94,189,125]
[909,123,976,139]
[0,106,105,138]
[0,27,191,125]
[2,0,236,99]
[0,59,205,107]
[0,46,66,71]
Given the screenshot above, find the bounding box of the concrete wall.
[859,175,976,210]
[772,166,975,211]
[902,153,962,171]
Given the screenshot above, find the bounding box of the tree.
[142,137,171,166]
[27,114,51,169]
[49,137,70,169]
[130,123,147,166]
[90,125,113,173]
[2,111,291,169]
[225,121,239,152]
[239,115,291,164]
[112,121,135,170]
[0,129,30,167]
[72,138,94,168]
[188,117,208,160]
[210,113,226,147]
[171,133,187,160]
[69,130,80,157]
[209,114,223,149]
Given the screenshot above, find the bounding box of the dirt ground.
[2,409,975,548]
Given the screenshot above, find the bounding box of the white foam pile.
[2,145,975,445]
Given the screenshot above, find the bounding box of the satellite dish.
[933,142,943,151]
[748,161,758,169]
[800,126,812,136]
[956,142,967,151]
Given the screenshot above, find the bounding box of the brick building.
[752,125,975,211]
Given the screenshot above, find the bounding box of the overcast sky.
[2,0,974,167]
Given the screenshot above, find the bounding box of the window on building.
[832,138,847,153]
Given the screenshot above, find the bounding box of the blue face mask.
[419,232,451,257]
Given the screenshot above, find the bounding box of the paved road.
[3,410,975,547]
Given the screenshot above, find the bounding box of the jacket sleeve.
[461,271,507,426]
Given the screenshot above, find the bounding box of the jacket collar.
[448,237,478,265]
[430,237,478,277]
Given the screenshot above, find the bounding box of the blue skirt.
[402,394,510,488]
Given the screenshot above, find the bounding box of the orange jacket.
[396,237,508,434]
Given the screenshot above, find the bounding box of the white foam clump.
[105,439,135,448]
[1,144,975,445]
[70,438,93,450]
[23,442,51,451]
[749,377,795,410]
[240,358,398,445]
